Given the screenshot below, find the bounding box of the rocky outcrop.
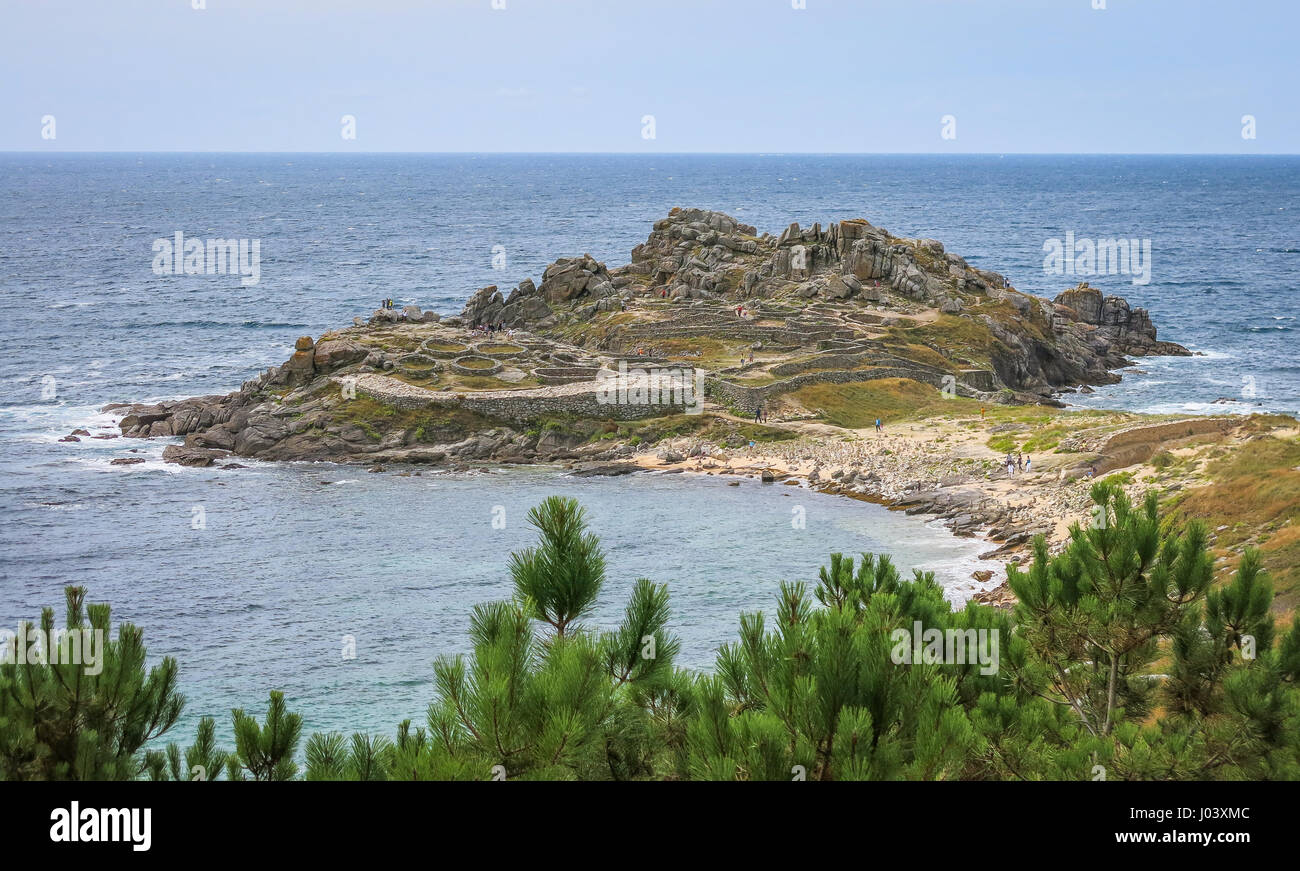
[616,208,1009,306]
[461,279,556,329]
[162,444,229,467]
[452,210,1186,401]
[313,338,369,370]
[106,335,652,468]
[968,282,1191,397]
[540,255,614,304]
[461,285,504,326]
[369,306,440,325]
[1053,283,1189,357]
[110,209,1190,471]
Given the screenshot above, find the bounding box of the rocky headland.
[96,209,1299,610]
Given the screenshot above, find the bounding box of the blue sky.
[1,0,1295,152]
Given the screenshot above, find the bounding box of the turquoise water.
[1,436,988,739]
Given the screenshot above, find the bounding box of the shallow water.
[0,426,990,738]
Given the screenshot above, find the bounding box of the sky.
[1,0,1296,153]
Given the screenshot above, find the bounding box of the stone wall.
[350,373,696,423]
[351,361,990,424]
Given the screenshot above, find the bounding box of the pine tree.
[995,482,1300,780]
[687,554,985,780]
[508,496,607,637]
[410,497,682,780]
[304,731,392,781]
[145,716,229,781]
[0,586,184,780]
[1006,482,1210,739]
[228,691,302,781]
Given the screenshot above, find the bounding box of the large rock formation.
[615,208,1011,305]
[471,208,1188,397]
[1053,283,1185,357]
[461,279,557,329]
[110,209,1189,468]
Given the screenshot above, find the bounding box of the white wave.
[0,404,121,439]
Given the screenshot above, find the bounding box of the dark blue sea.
[1,154,1296,741]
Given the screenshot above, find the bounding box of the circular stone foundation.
[472,342,527,358]
[420,338,470,358]
[450,355,504,376]
[397,353,442,379]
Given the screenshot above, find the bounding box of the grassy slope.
[1166,434,1300,615]
[784,377,1300,614]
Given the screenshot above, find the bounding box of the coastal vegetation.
[4,489,1298,781]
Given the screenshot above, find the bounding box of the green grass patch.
[334,395,500,445]
[987,434,1018,453]
[789,378,978,428]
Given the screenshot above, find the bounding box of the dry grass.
[1169,435,1300,613]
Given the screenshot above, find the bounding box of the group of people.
[752,405,769,423]
[474,322,513,338]
[1005,451,1032,477]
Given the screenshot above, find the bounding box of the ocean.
[1,153,1296,740]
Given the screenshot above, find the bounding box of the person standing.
[874,418,882,433]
